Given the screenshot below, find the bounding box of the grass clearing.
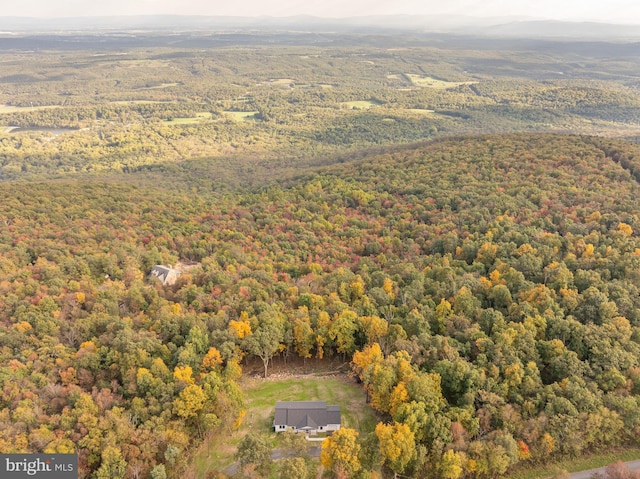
[405,74,475,89]
[116,59,171,68]
[138,82,181,90]
[109,100,176,105]
[342,100,382,110]
[189,374,376,478]
[0,104,61,113]
[224,111,259,121]
[267,78,295,85]
[407,108,436,115]
[242,374,376,433]
[163,112,213,125]
[506,447,640,479]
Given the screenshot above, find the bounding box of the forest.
[1,31,640,479]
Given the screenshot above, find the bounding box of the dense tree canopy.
[1,132,640,478]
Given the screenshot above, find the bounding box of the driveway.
[224,446,321,476]
[569,459,640,479]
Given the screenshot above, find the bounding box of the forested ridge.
[1,131,640,478]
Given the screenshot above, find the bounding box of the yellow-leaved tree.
[320,427,361,478]
[376,421,416,478]
[201,347,223,372]
[229,311,252,339]
[173,384,206,420]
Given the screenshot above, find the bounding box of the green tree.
[293,316,315,361]
[95,446,127,479]
[329,310,359,357]
[436,449,463,479]
[281,430,309,457]
[235,433,272,476]
[278,457,309,479]
[150,465,167,479]
[245,321,284,378]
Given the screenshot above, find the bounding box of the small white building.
[273,401,341,435]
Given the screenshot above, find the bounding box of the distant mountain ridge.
[1,14,639,39]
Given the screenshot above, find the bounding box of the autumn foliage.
[1,133,640,479]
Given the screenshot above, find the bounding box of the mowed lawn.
[189,374,377,478]
[243,374,376,433]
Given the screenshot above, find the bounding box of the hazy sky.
[5,0,640,24]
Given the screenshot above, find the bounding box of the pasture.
[138,82,181,90]
[342,100,382,110]
[405,73,475,89]
[163,112,213,125]
[224,111,259,121]
[266,78,295,85]
[0,104,61,113]
[407,108,436,114]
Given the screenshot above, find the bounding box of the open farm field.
[0,103,62,113]
[109,100,177,105]
[405,73,475,89]
[223,110,259,121]
[265,78,295,85]
[342,100,382,109]
[406,108,436,114]
[138,82,181,90]
[164,112,214,125]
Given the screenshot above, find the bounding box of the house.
[273,401,341,435]
[149,265,181,286]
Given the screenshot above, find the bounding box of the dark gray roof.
[274,401,341,428]
[149,265,180,285]
[151,265,172,275]
[327,405,340,425]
